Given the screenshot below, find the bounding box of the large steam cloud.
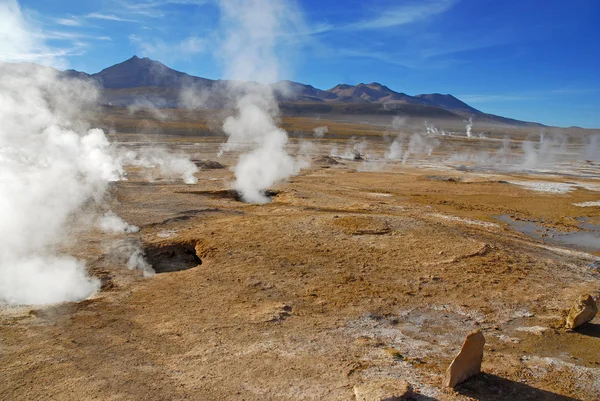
[0,63,123,305]
[0,1,199,305]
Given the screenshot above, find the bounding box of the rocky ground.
[1,135,599,400]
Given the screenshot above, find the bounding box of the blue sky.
[14,0,600,128]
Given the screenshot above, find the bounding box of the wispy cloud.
[123,3,165,18]
[346,0,457,30]
[337,48,417,69]
[122,0,210,17]
[458,94,538,103]
[42,30,112,42]
[85,13,138,23]
[129,34,207,62]
[302,0,457,35]
[0,1,83,68]
[460,88,600,104]
[55,17,81,27]
[550,88,600,95]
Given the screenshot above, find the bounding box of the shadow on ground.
[575,323,600,338]
[456,373,580,401]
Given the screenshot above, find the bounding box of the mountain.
[46,56,546,126]
[326,82,431,105]
[92,56,214,89]
[61,68,93,81]
[416,93,481,114]
[271,80,337,102]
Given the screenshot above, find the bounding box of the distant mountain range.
[54,56,541,127]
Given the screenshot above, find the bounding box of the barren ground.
[1,128,600,400]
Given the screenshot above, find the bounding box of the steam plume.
[0,2,151,305]
[216,0,308,204]
[313,126,328,138]
[465,117,473,138]
[385,135,405,160]
[120,147,199,184]
[0,63,123,304]
[98,212,140,234]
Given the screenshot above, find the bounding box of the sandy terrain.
[1,132,599,400]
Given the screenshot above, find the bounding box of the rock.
[193,160,225,169]
[353,379,412,401]
[565,294,598,330]
[443,329,485,388]
[313,155,340,165]
[248,302,292,323]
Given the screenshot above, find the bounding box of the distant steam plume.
[584,134,599,161]
[215,0,308,204]
[402,133,440,164]
[385,135,405,160]
[385,116,407,160]
[330,137,369,161]
[465,117,473,138]
[313,126,328,138]
[425,121,447,136]
[120,147,199,184]
[521,132,568,169]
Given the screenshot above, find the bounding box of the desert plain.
[1,110,600,401]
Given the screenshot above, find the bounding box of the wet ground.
[495,215,600,254]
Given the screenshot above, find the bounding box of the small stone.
[383,347,404,360]
[353,379,412,401]
[565,294,598,330]
[443,329,485,388]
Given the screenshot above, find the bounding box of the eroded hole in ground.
[144,243,202,273]
[192,159,225,169]
[186,189,280,202]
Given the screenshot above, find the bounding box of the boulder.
[353,379,412,401]
[193,160,225,169]
[565,294,598,330]
[443,329,485,388]
[313,155,340,165]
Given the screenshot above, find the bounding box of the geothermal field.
[2,103,600,400]
[1,1,600,400]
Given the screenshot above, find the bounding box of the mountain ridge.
[56,56,478,111]
[12,55,545,127]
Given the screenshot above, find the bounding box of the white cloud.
[122,0,210,17]
[550,88,600,95]
[86,13,138,23]
[0,0,72,67]
[346,0,457,30]
[458,94,538,103]
[129,34,207,61]
[55,17,81,26]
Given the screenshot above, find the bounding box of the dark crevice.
[144,243,201,273]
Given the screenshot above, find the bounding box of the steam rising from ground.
[216,0,308,204]
[98,212,140,234]
[381,112,598,172]
[384,133,440,164]
[120,147,199,184]
[0,1,198,305]
[465,117,473,138]
[0,64,121,305]
[313,126,328,138]
[330,137,370,160]
[447,132,598,172]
